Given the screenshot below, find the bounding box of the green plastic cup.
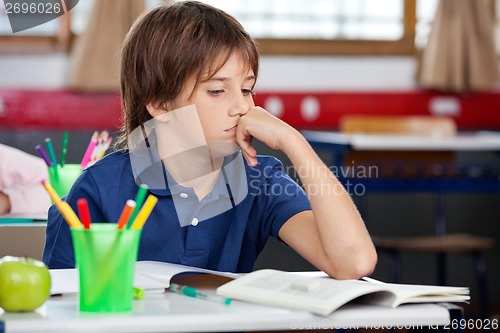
[71,223,142,313]
[48,164,82,197]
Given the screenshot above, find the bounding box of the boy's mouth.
[224,125,237,132]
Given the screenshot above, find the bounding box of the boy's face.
[169,52,256,145]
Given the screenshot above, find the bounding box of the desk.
[0,213,47,224]
[0,293,454,332]
[301,131,500,151]
[301,131,500,186]
[301,130,500,222]
[302,129,499,309]
[0,213,47,261]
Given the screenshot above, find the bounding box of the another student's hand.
[0,191,11,215]
[236,106,300,166]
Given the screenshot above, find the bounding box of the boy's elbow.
[353,250,378,279]
[333,248,378,280]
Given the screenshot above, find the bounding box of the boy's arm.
[237,107,377,280]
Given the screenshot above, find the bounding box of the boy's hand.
[236,107,299,166]
[0,192,11,215]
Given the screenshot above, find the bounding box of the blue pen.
[169,283,231,305]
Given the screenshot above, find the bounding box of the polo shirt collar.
[129,124,244,200]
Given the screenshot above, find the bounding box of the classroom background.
[0,0,499,324]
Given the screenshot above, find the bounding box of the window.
[202,0,405,40]
[415,0,439,49]
[2,0,488,55]
[158,0,418,55]
[0,0,71,52]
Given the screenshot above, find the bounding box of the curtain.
[68,0,146,91]
[417,0,499,92]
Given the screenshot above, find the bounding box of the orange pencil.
[117,200,136,230]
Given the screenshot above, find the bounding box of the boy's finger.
[242,151,257,167]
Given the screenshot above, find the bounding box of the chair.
[339,115,495,318]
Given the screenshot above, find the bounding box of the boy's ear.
[146,102,169,118]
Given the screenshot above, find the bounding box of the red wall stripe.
[0,89,499,131]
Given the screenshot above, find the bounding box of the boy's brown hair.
[117,1,259,148]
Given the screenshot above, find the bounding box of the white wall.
[0,54,69,89]
[0,54,418,91]
[258,56,418,91]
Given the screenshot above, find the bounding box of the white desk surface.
[301,130,500,151]
[1,293,451,333]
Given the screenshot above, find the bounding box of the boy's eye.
[208,89,224,96]
[242,89,254,96]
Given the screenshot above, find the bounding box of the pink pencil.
[80,131,98,169]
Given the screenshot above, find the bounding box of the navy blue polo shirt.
[42,151,311,272]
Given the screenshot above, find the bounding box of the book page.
[49,261,239,295]
[216,269,387,316]
[368,282,470,307]
[49,268,78,295]
[49,266,169,295]
[216,269,470,315]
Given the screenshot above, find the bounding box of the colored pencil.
[35,144,53,166]
[41,180,82,229]
[131,194,158,229]
[80,131,98,169]
[98,137,112,160]
[60,132,69,167]
[45,138,58,167]
[126,184,149,229]
[77,198,92,230]
[117,200,136,230]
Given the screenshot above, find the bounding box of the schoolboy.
[43,1,376,279]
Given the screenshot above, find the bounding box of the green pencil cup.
[48,164,82,197]
[71,223,142,313]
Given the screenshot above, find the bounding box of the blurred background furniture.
[0,222,47,261]
[303,115,499,318]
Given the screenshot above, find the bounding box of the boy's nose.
[229,96,250,116]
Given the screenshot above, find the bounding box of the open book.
[216,269,470,316]
[49,261,238,295]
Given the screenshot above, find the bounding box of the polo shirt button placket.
[191,217,199,226]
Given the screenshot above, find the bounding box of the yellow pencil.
[42,180,61,204]
[59,201,84,229]
[130,194,158,229]
[42,180,83,229]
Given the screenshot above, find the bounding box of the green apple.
[0,256,51,312]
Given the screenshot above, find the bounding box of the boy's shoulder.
[84,150,131,174]
[254,155,285,169]
[245,155,287,179]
